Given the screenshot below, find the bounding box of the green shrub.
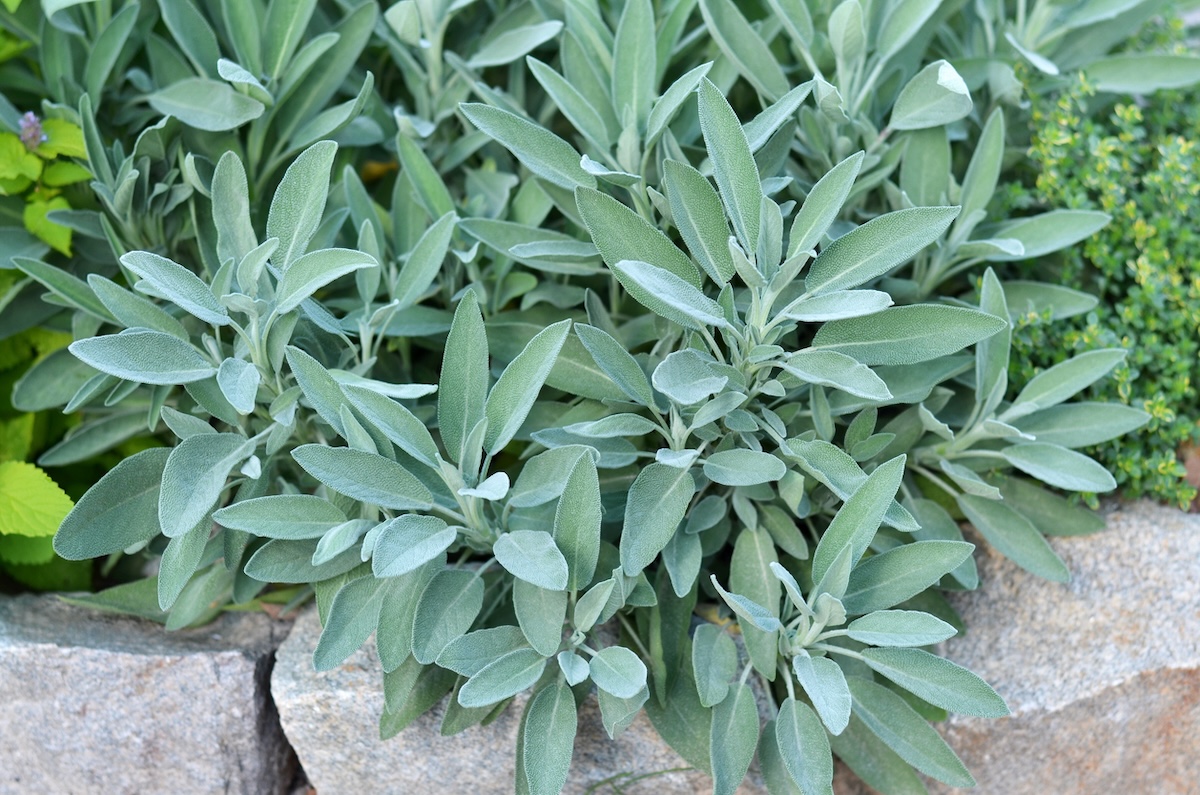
[1002,30,1200,506]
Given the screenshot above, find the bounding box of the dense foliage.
[1004,40,1200,506]
[0,0,1195,793]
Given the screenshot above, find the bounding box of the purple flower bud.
[18,111,47,152]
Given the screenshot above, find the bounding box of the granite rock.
[837,499,1200,794]
[273,605,766,794]
[0,594,296,795]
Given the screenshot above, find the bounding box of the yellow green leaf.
[41,160,91,186]
[0,461,75,537]
[36,119,87,159]
[24,195,73,254]
[0,131,42,183]
[0,533,55,565]
[0,415,35,463]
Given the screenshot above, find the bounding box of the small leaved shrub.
[1004,53,1200,506]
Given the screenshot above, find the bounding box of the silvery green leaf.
[939,460,1001,499]
[653,349,728,405]
[372,515,457,578]
[811,305,1007,365]
[611,0,655,129]
[313,575,385,670]
[842,541,975,614]
[217,358,260,414]
[276,248,378,313]
[861,648,1009,717]
[996,475,1106,538]
[564,414,659,439]
[957,108,1005,239]
[710,576,782,633]
[700,0,789,101]
[69,330,216,385]
[788,151,864,259]
[1002,280,1097,321]
[782,350,891,400]
[812,545,853,604]
[458,472,510,500]
[703,449,786,486]
[889,61,972,130]
[341,384,441,468]
[158,515,211,610]
[1003,31,1059,75]
[120,251,229,325]
[87,275,189,340]
[159,433,253,538]
[781,289,893,322]
[619,463,695,576]
[578,156,640,188]
[698,78,761,253]
[528,57,613,153]
[554,454,602,591]
[494,530,570,591]
[757,718,803,795]
[589,645,647,699]
[744,82,813,154]
[148,78,264,131]
[611,260,727,331]
[792,652,851,734]
[767,0,814,46]
[692,623,737,708]
[216,59,272,105]
[804,207,958,296]
[598,684,649,740]
[394,212,456,309]
[1085,54,1200,92]
[776,698,833,795]
[436,626,529,677]
[577,188,702,286]
[657,449,700,468]
[439,293,489,466]
[662,528,702,596]
[575,324,657,407]
[811,455,905,585]
[1001,443,1116,493]
[313,519,374,566]
[647,62,713,146]
[292,444,433,510]
[37,411,152,467]
[284,346,347,435]
[522,680,577,795]
[458,648,547,708]
[977,210,1110,262]
[460,103,595,191]
[730,526,781,678]
[395,132,454,219]
[958,491,1070,582]
[485,319,571,454]
[847,610,956,647]
[243,538,361,584]
[710,682,759,795]
[412,569,485,664]
[768,561,806,611]
[828,0,865,63]
[514,579,567,657]
[509,446,594,508]
[267,140,337,271]
[55,448,168,559]
[557,651,590,686]
[663,159,736,285]
[901,126,950,211]
[13,257,115,323]
[1007,349,1126,417]
[786,439,917,530]
[468,20,563,68]
[848,677,975,787]
[573,578,615,633]
[214,494,346,540]
[876,0,942,60]
[905,498,978,589]
[691,392,747,429]
[956,238,1024,260]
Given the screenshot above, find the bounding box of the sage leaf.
[485,319,571,454]
[610,260,727,331]
[788,151,864,258]
[957,494,1070,581]
[514,580,567,657]
[700,0,789,100]
[812,455,905,585]
[653,349,727,405]
[1012,403,1149,449]
[469,21,564,68]
[1001,443,1116,493]
[1008,349,1126,416]
[148,78,264,131]
[889,61,972,130]
[292,444,432,510]
[120,251,229,325]
[394,212,456,309]
[842,541,975,614]
[276,248,378,313]
[663,159,736,284]
[557,651,590,686]
[412,569,485,664]
[217,358,260,414]
[460,103,596,191]
[69,330,216,385]
[577,186,701,285]
[710,682,759,795]
[703,449,786,486]
[692,623,737,708]
[553,454,602,591]
[781,349,891,400]
[791,652,851,734]
[55,448,169,559]
[459,648,547,708]
[776,698,834,795]
[439,293,489,465]
[87,275,189,340]
[522,680,577,795]
[267,140,337,271]
[159,433,253,538]
[698,79,761,252]
[494,530,570,591]
[341,384,441,468]
[372,515,457,578]
[811,305,1007,365]
[313,575,386,670]
[847,610,956,647]
[730,527,781,678]
[861,648,1009,717]
[437,626,529,677]
[589,645,647,699]
[620,463,695,576]
[611,0,655,129]
[214,494,346,540]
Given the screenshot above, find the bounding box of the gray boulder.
[272,605,764,794]
[0,594,295,795]
[837,499,1200,794]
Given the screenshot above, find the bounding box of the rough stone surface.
[836,499,1200,794]
[273,606,765,794]
[0,594,296,795]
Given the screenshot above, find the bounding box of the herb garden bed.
[3,499,1195,795]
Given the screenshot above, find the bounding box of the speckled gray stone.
[0,594,296,795]
[273,605,766,794]
[836,499,1200,794]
